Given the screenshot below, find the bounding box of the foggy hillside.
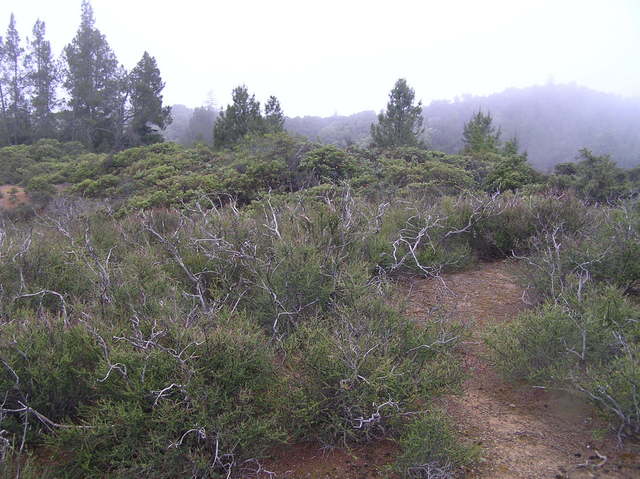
[284,84,640,170]
[164,104,219,146]
[285,110,378,148]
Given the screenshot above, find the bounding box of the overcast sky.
[1,0,639,116]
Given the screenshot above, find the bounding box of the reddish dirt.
[0,184,29,209]
[266,261,640,478]
[262,441,398,478]
[408,260,640,479]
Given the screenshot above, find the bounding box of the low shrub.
[0,321,103,443]
[45,314,288,478]
[282,290,464,446]
[485,285,640,439]
[393,411,479,478]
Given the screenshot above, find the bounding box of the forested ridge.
[0,2,639,478]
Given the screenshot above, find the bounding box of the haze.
[2,0,639,116]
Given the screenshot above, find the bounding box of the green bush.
[0,322,102,441]
[516,200,639,298]
[299,145,360,182]
[46,314,287,478]
[584,347,640,438]
[486,285,640,438]
[393,411,479,478]
[282,289,464,445]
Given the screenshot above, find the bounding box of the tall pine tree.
[63,1,123,150]
[371,78,424,148]
[264,95,284,133]
[2,14,30,144]
[0,30,7,145]
[26,19,58,140]
[186,105,217,145]
[127,51,171,145]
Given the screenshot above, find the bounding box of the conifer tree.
[26,19,58,140]
[63,1,123,150]
[462,110,501,154]
[0,32,7,145]
[127,51,171,145]
[2,14,30,144]
[187,105,217,145]
[264,95,285,132]
[371,78,424,148]
[213,85,262,148]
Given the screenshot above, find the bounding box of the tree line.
[0,1,171,151]
[285,84,640,170]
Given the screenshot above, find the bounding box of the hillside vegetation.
[285,84,640,170]
[2,130,640,219]
[0,5,639,475]
[1,133,639,476]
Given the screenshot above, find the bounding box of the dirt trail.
[267,261,639,478]
[408,260,639,479]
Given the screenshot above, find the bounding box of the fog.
[1,0,639,116]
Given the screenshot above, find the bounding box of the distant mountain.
[285,84,640,170]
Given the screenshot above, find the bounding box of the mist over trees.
[285,84,640,170]
[0,1,171,150]
[163,103,219,146]
[0,2,638,171]
[426,84,640,170]
[284,110,376,147]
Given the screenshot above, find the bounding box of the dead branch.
[16,289,67,322]
[407,461,454,479]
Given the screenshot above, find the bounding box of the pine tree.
[2,14,30,144]
[462,110,501,154]
[111,65,129,150]
[370,78,424,148]
[25,19,58,140]
[187,105,217,145]
[264,95,284,132]
[502,136,520,156]
[0,31,7,145]
[63,1,123,150]
[213,85,262,148]
[127,51,171,145]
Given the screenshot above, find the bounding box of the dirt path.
[408,260,639,479]
[266,261,639,478]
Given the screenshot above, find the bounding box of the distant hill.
[285,84,640,170]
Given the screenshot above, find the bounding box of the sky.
[1,0,639,117]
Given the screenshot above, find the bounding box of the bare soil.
[0,184,29,210]
[408,260,640,479]
[262,441,398,478]
[266,261,640,478]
